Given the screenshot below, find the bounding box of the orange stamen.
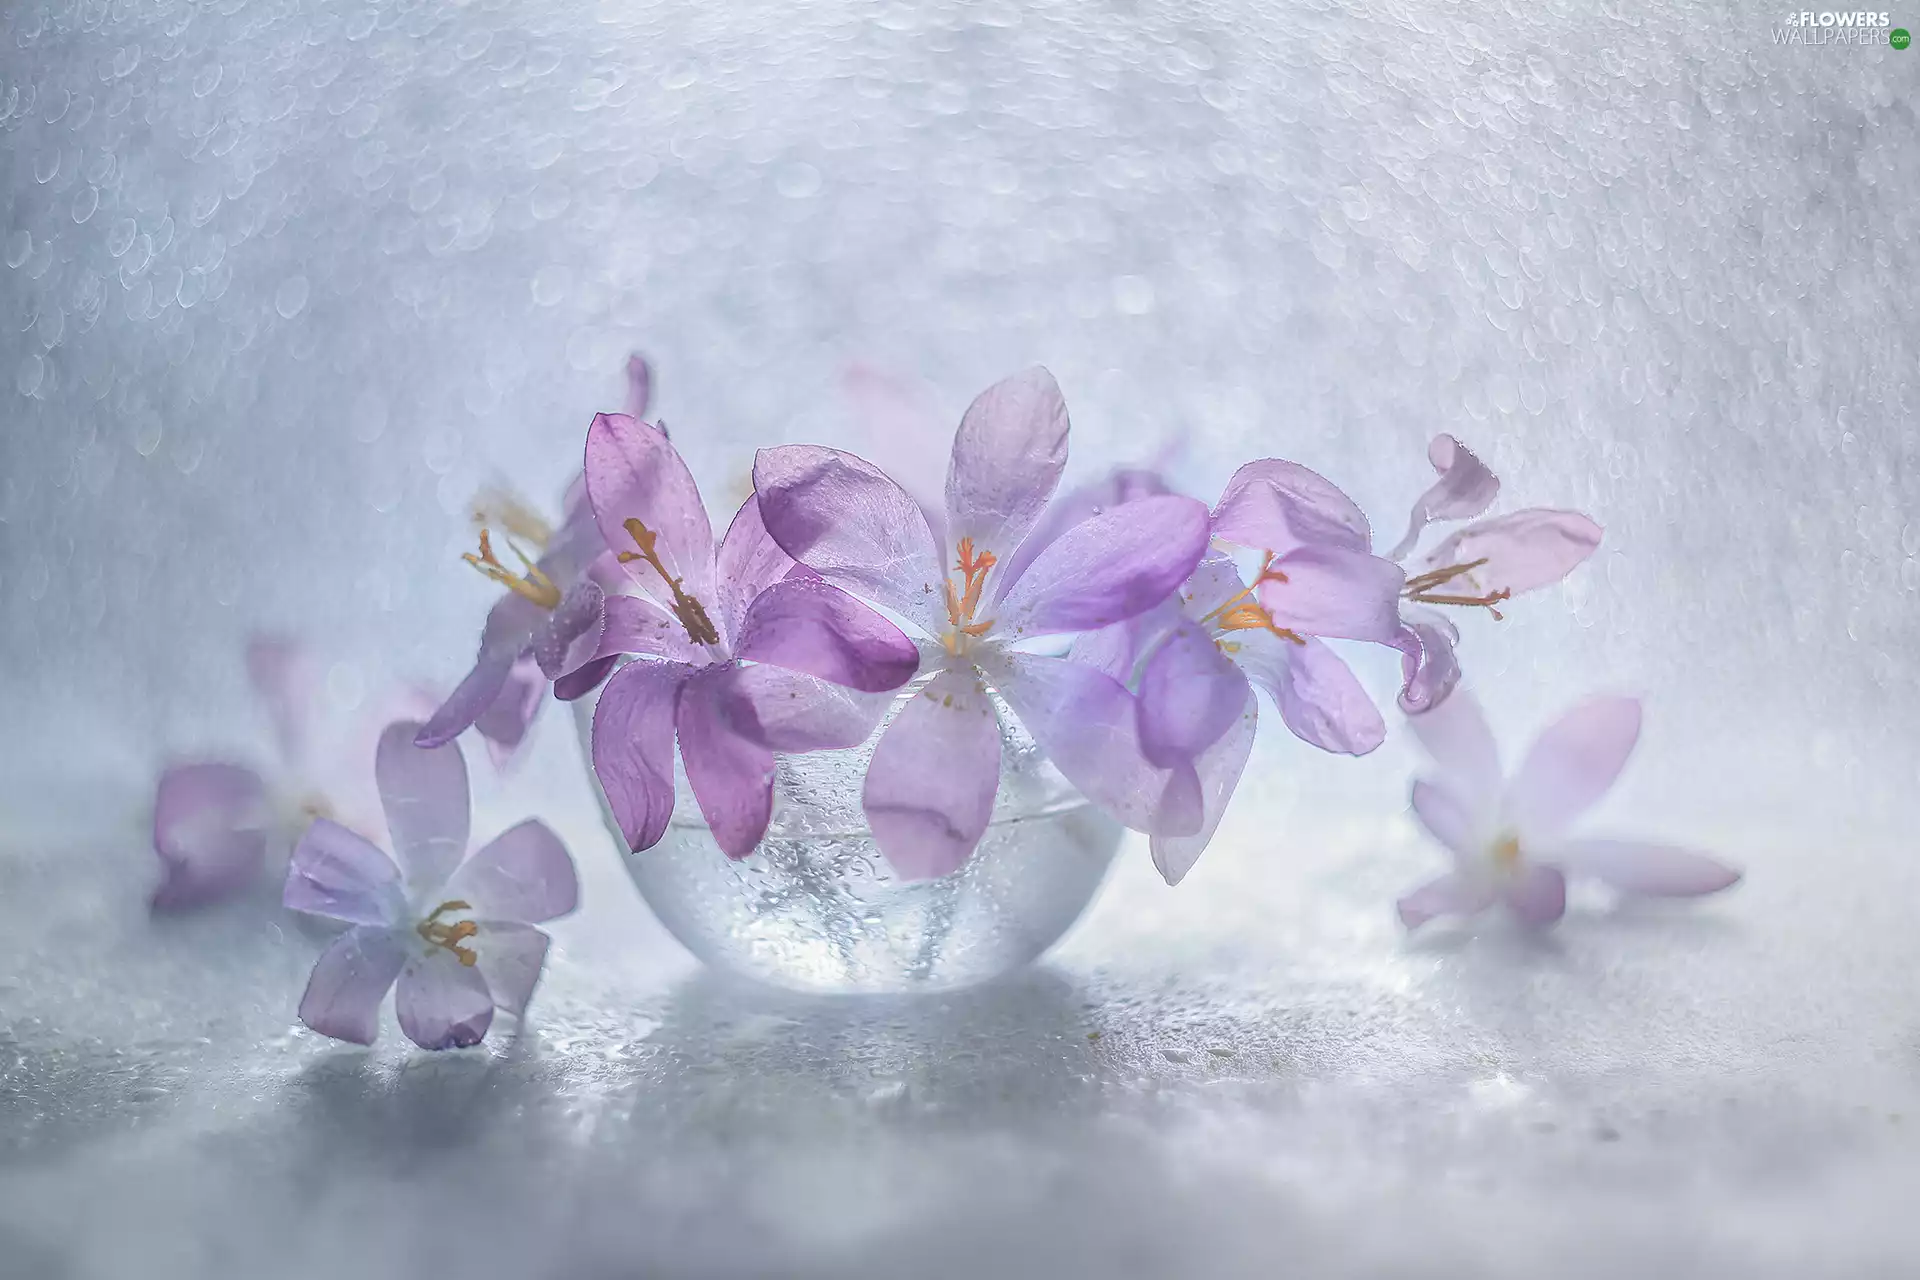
[1199,552,1306,645]
[940,537,998,654]
[1403,558,1511,619]
[417,900,479,966]
[464,529,562,609]
[618,517,721,646]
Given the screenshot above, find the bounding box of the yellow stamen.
[940,537,999,656]
[617,517,721,646]
[417,900,479,967]
[464,529,562,609]
[470,488,554,551]
[1198,552,1307,646]
[1403,558,1511,620]
[1490,833,1522,872]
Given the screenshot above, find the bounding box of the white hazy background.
[1,2,1917,1277]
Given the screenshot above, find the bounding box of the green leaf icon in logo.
[1893,27,1913,49]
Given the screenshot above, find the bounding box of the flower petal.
[944,367,1070,561]
[1149,688,1258,886]
[1547,839,1742,897]
[1389,612,1462,714]
[711,495,798,644]
[377,722,472,898]
[624,352,653,419]
[396,951,495,1050]
[1419,508,1602,598]
[1236,634,1385,756]
[1256,546,1406,642]
[471,921,552,1017]
[590,659,690,852]
[583,411,716,611]
[714,663,892,752]
[553,653,619,702]
[298,925,408,1046]
[1405,683,1501,805]
[471,657,544,764]
[734,577,920,693]
[987,651,1200,836]
[415,649,516,750]
[1210,459,1372,555]
[284,817,407,926]
[531,579,604,680]
[591,593,707,665]
[676,668,777,860]
[993,495,1211,640]
[1385,434,1501,561]
[1503,864,1568,927]
[1505,696,1642,841]
[245,634,315,768]
[862,669,1003,880]
[995,465,1169,598]
[1410,778,1486,859]
[1135,620,1250,767]
[753,444,946,635]
[442,819,578,924]
[151,762,272,912]
[1396,872,1496,929]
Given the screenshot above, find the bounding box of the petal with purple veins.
[993,495,1211,640]
[677,667,777,860]
[1257,546,1406,642]
[284,817,407,926]
[995,465,1169,597]
[396,949,495,1050]
[944,367,1070,560]
[591,594,708,665]
[298,925,408,1046]
[1546,838,1741,897]
[442,819,578,924]
[1235,633,1384,756]
[1418,508,1602,598]
[1135,620,1250,767]
[583,411,716,610]
[862,669,1003,881]
[151,762,272,912]
[1210,459,1372,555]
[376,721,471,899]
[1385,434,1501,561]
[1149,688,1258,886]
[590,658,690,852]
[1504,696,1642,842]
[735,577,920,693]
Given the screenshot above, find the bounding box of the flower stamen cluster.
[463,529,562,610]
[1198,552,1307,647]
[1403,557,1510,618]
[617,517,720,646]
[940,536,998,655]
[416,899,479,966]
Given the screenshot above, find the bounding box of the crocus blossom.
[152,636,430,911]
[753,367,1214,880]
[1075,460,1407,884]
[1396,689,1740,930]
[1384,436,1602,711]
[580,411,921,859]
[284,722,578,1049]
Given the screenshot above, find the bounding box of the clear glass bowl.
[570,672,1123,993]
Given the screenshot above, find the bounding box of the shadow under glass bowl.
[571,669,1123,994]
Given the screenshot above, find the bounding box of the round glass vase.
[571,672,1122,994]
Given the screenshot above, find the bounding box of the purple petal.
[1410,778,1486,859]
[471,657,544,765]
[1419,508,1602,597]
[987,651,1201,837]
[442,819,578,924]
[1069,619,1142,684]
[753,444,946,635]
[151,762,271,912]
[1210,459,1372,555]
[583,411,716,612]
[862,669,1003,880]
[376,721,472,898]
[994,495,1212,640]
[283,817,407,926]
[1389,612,1462,715]
[396,951,495,1050]
[1257,546,1406,642]
[944,367,1070,561]
[531,579,604,680]
[1234,634,1385,756]
[1135,620,1250,767]
[1505,696,1641,841]
[1149,688,1258,886]
[298,925,408,1046]
[839,362,949,525]
[1396,872,1496,929]
[1385,434,1501,561]
[591,593,707,665]
[553,654,619,702]
[1405,684,1501,805]
[472,922,552,1017]
[1548,839,1741,897]
[245,634,314,768]
[714,663,893,752]
[677,667,777,860]
[415,593,542,748]
[590,658,690,852]
[624,352,652,419]
[734,577,920,693]
[995,465,1169,597]
[1503,864,1568,927]
[711,495,798,644]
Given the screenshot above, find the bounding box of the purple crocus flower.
[753,367,1214,880]
[152,636,432,911]
[579,411,921,859]
[1396,689,1741,930]
[284,722,578,1049]
[1384,435,1602,711]
[1074,460,1407,884]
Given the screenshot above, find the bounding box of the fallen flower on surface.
[1396,688,1741,930]
[284,722,577,1049]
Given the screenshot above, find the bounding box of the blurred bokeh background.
[2,2,1916,1275]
